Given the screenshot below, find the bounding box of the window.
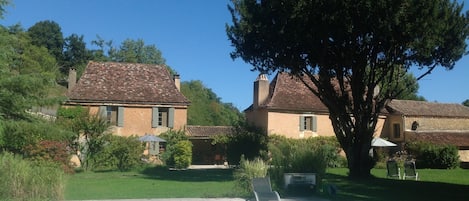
[300,115,317,132]
[152,107,175,128]
[158,108,168,127]
[393,123,401,138]
[99,106,124,127]
[106,106,118,125]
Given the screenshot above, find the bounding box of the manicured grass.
[65,166,238,200]
[66,166,469,201]
[321,168,469,201]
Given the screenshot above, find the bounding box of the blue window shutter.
[168,107,175,128]
[299,116,305,131]
[98,106,106,118]
[312,116,317,132]
[117,107,124,127]
[152,107,159,128]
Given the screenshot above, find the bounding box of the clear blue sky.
[1,0,468,110]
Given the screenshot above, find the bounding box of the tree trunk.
[331,112,375,178]
[346,139,373,178]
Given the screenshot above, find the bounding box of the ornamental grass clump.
[0,152,65,201]
[234,156,268,195]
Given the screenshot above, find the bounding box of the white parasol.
[371,137,397,147]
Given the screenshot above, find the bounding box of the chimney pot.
[174,74,181,91]
[253,74,269,109]
[68,68,77,92]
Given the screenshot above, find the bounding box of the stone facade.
[65,61,190,137]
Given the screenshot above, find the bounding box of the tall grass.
[233,156,269,195]
[0,152,65,201]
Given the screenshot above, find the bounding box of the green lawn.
[65,167,238,200]
[321,168,469,201]
[65,166,469,201]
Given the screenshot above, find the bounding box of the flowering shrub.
[23,140,73,174]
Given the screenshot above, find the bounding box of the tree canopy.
[463,99,469,107]
[27,20,64,64]
[181,80,243,126]
[227,0,469,177]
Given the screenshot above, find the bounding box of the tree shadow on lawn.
[323,173,469,201]
[140,166,235,182]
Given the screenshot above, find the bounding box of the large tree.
[0,0,10,19]
[27,20,64,64]
[0,26,60,120]
[110,38,166,65]
[62,34,91,75]
[181,80,243,126]
[227,0,469,177]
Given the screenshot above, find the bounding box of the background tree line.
[1,19,242,127]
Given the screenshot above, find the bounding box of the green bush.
[233,156,268,195]
[160,130,189,167]
[94,135,145,171]
[1,120,73,154]
[268,136,340,190]
[406,141,460,169]
[23,140,74,173]
[173,140,193,169]
[0,152,65,201]
[224,123,268,165]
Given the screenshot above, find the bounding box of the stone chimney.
[173,74,181,91]
[68,68,77,92]
[253,74,269,109]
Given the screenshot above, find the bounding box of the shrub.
[23,140,74,173]
[224,122,268,165]
[173,140,193,169]
[94,135,145,171]
[160,130,189,167]
[406,141,460,169]
[1,120,73,154]
[0,152,65,201]
[268,136,339,190]
[233,156,268,195]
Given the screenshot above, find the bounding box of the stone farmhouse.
[65,61,190,136]
[65,61,233,165]
[245,72,386,138]
[245,72,469,165]
[383,100,469,164]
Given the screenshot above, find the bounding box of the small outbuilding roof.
[409,132,469,149]
[387,100,469,118]
[186,125,235,139]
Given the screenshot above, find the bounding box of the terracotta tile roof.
[67,61,190,105]
[254,72,328,112]
[409,132,469,148]
[186,125,234,138]
[387,100,469,118]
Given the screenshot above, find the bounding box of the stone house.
[383,100,469,164]
[64,61,190,137]
[245,72,385,138]
[245,72,469,165]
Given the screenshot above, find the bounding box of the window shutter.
[299,116,305,131]
[312,116,317,132]
[152,107,159,128]
[168,107,175,128]
[117,107,124,127]
[98,106,106,118]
